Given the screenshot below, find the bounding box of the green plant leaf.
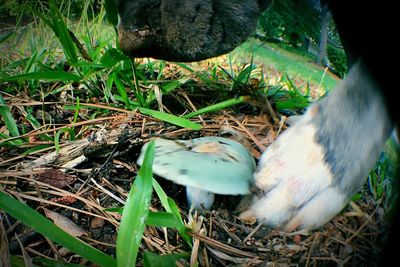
[47,0,78,64]
[105,208,185,234]
[183,96,248,119]
[25,111,42,130]
[54,127,75,152]
[24,50,38,74]
[12,255,86,267]
[104,207,123,213]
[112,72,130,107]
[0,191,116,267]
[139,107,202,130]
[152,179,192,246]
[131,62,146,107]
[0,133,24,147]
[275,97,309,111]
[33,257,84,266]
[119,70,145,107]
[351,193,363,202]
[236,64,255,85]
[0,31,13,44]
[167,197,192,246]
[104,0,119,26]
[152,179,172,212]
[143,251,189,267]
[0,71,81,83]
[146,77,190,104]
[73,62,105,69]
[284,74,308,99]
[146,212,182,228]
[100,48,129,68]
[174,62,209,82]
[104,208,181,229]
[117,141,155,266]
[0,94,20,137]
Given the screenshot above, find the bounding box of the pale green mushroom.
[137,137,256,209]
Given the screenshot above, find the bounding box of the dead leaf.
[34,169,76,188]
[58,247,72,257]
[293,234,302,245]
[207,246,260,264]
[90,217,105,229]
[41,208,89,237]
[49,196,77,205]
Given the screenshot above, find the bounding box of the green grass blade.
[183,96,248,119]
[119,70,145,107]
[54,127,75,152]
[284,74,308,99]
[47,0,78,64]
[153,180,192,245]
[146,212,181,228]
[73,62,105,69]
[228,52,234,77]
[174,62,209,82]
[112,72,130,107]
[138,107,202,130]
[152,179,172,212]
[0,31,13,44]
[161,78,187,94]
[0,191,116,267]
[109,179,192,247]
[73,97,80,124]
[104,0,119,26]
[104,209,181,229]
[143,251,189,267]
[11,254,87,266]
[0,133,24,147]
[236,64,255,85]
[0,94,20,137]
[117,141,155,266]
[0,71,81,83]
[100,48,129,68]
[174,62,195,73]
[23,50,38,74]
[33,257,84,267]
[167,198,192,246]
[103,207,123,213]
[131,62,146,107]
[146,78,190,104]
[105,210,187,241]
[25,112,42,130]
[167,198,185,226]
[10,255,32,267]
[275,97,309,111]
[156,61,166,80]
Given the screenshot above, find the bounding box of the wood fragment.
[188,232,258,258]
[20,125,140,169]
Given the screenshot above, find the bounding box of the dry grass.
[0,89,389,265]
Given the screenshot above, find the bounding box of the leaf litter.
[0,56,392,266]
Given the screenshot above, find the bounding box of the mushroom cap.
[137,137,256,195]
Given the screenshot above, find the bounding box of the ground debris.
[0,93,389,267]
